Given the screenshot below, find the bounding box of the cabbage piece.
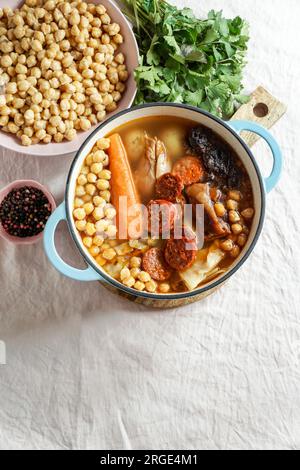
[180,244,225,291]
[156,139,172,178]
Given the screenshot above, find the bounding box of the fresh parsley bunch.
[123,0,250,117]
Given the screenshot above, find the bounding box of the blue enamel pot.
[43,104,282,308]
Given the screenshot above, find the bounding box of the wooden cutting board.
[230,86,287,147]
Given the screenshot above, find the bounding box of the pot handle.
[44,202,102,282]
[229,120,282,193]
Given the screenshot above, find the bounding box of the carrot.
[108,133,142,239]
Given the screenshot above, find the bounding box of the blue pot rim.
[65,103,266,301]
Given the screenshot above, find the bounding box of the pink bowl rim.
[0,179,57,245]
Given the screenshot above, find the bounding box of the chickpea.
[220,239,234,252]
[226,199,238,211]
[92,235,104,248]
[75,185,86,197]
[83,236,93,248]
[159,283,170,294]
[102,248,116,261]
[93,196,105,207]
[73,208,86,220]
[122,276,135,288]
[105,207,116,220]
[90,163,103,175]
[241,208,254,220]
[106,225,117,238]
[120,267,131,281]
[145,280,157,293]
[86,222,96,236]
[138,271,151,283]
[237,234,247,247]
[85,183,96,196]
[83,202,94,215]
[231,223,243,235]
[65,129,77,141]
[75,220,87,232]
[93,207,104,221]
[228,190,241,202]
[96,179,109,191]
[229,210,240,223]
[98,169,111,180]
[1,55,13,68]
[230,246,241,258]
[134,281,145,291]
[87,173,97,184]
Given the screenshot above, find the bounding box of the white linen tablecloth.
[0,0,300,450]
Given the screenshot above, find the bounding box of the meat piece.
[186,183,230,237]
[187,126,243,188]
[147,199,177,236]
[164,233,197,272]
[134,132,157,200]
[155,173,184,201]
[172,156,205,185]
[142,247,172,281]
[156,139,172,178]
[188,126,213,156]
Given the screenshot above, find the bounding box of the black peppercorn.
[0,186,52,238]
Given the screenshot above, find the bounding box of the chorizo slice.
[172,156,205,185]
[147,199,177,236]
[164,231,197,272]
[142,247,172,281]
[155,173,184,202]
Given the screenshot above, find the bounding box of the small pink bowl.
[0,180,56,245]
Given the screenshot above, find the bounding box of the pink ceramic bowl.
[0,0,139,157]
[0,180,56,245]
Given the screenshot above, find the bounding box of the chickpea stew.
[73,116,255,295]
[0,1,128,146]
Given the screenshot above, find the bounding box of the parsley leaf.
[124,0,250,118]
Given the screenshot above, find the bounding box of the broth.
[73,116,254,295]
